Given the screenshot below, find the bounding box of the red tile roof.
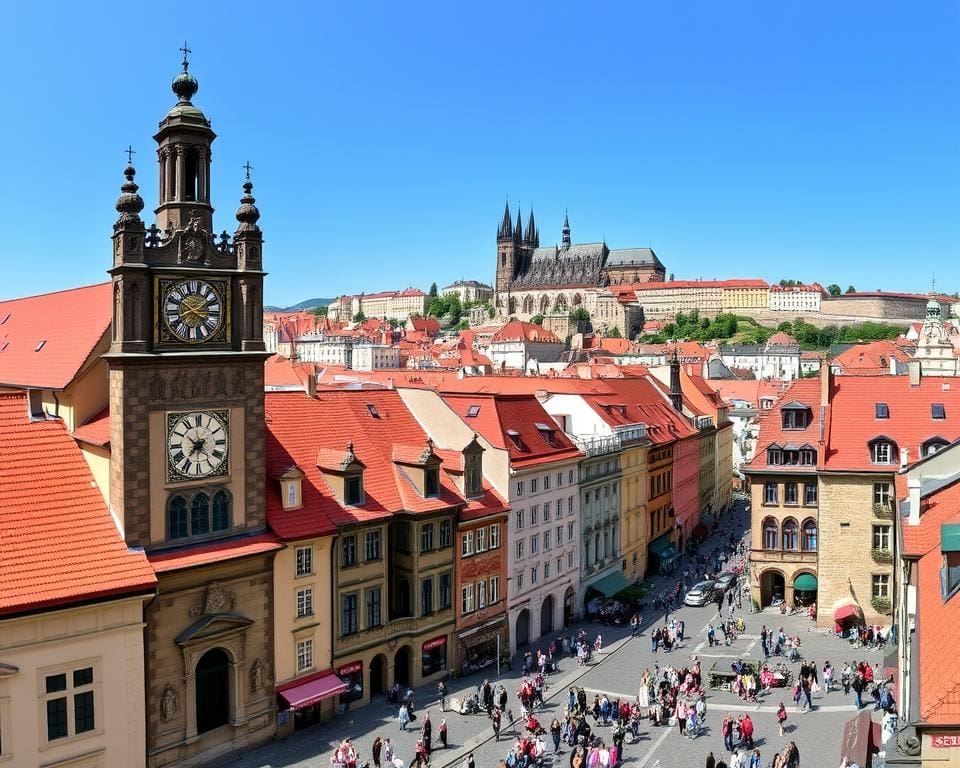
[149,532,283,573]
[829,341,911,376]
[0,393,156,616]
[629,278,769,290]
[0,282,112,390]
[407,317,441,335]
[900,477,960,724]
[579,377,698,445]
[491,321,562,344]
[72,407,111,447]
[264,354,316,388]
[264,390,466,540]
[440,393,582,468]
[823,376,960,471]
[746,379,823,473]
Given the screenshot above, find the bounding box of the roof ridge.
[0,280,111,304]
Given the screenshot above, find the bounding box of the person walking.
[852,673,865,710]
[748,749,762,768]
[437,681,447,712]
[705,752,716,768]
[439,719,448,749]
[739,713,754,749]
[373,736,383,768]
[551,717,562,752]
[399,703,410,731]
[421,712,432,754]
[721,714,734,753]
[783,742,800,768]
[464,753,475,768]
[676,700,688,738]
[776,702,787,737]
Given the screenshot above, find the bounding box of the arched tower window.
[191,492,210,536]
[801,518,818,551]
[212,490,231,532]
[781,518,798,550]
[762,516,779,550]
[168,496,188,540]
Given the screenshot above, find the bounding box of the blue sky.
[2,1,958,305]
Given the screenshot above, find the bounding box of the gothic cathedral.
[107,51,279,766]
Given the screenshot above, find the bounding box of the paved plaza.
[215,510,884,768]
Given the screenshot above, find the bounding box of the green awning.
[943,524,960,553]
[794,573,818,591]
[588,570,633,598]
[649,534,674,557]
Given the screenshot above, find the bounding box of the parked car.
[684,580,716,606]
[713,572,736,592]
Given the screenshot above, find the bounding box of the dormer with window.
[536,422,558,447]
[280,466,305,511]
[506,428,525,451]
[868,436,898,465]
[942,524,960,600]
[766,443,783,466]
[463,436,485,498]
[780,401,811,430]
[316,441,366,507]
[923,436,950,457]
[393,439,442,498]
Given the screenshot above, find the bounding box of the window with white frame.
[543,530,551,550]
[556,525,563,544]
[515,480,525,496]
[489,524,500,548]
[556,499,563,519]
[439,519,453,548]
[557,472,563,487]
[567,521,574,540]
[567,551,574,568]
[872,574,890,599]
[462,584,475,614]
[476,526,487,552]
[489,575,500,603]
[462,531,474,556]
[543,474,551,490]
[296,639,314,672]
[515,509,525,530]
[544,561,551,580]
[871,441,895,464]
[516,572,524,591]
[295,546,313,577]
[41,663,98,743]
[296,587,313,618]
[873,525,891,551]
[568,495,574,514]
[531,565,539,584]
[531,477,539,493]
[478,579,487,609]
[531,505,539,525]
[530,534,539,555]
[516,539,525,560]
[365,530,381,560]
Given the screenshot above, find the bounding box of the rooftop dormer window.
[932,403,946,420]
[366,403,380,419]
[536,422,557,447]
[875,403,889,419]
[345,475,364,505]
[506,429,523,451]
[425,467,439,497]
[280,467,305,511]
[466,405,481,418]
[869,437,897,465]
[923,437,950,457]
[767,446,782,465]
[781,403,810,430]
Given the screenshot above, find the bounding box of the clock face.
[166,410,230,482]
[162,279,225,343]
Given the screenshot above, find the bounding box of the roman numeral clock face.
[159,278,227,344]
[166,410,230,482]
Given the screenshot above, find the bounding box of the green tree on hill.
[429,282,438,297]
[826,284,842,296]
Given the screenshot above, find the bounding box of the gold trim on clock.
[155,276,231,345]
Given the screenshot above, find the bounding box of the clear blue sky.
[2,1,958,305]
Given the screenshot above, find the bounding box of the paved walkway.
[215,505,754,768]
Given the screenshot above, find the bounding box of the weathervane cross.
[180,41,191,65]
[243,161,254,180]
[125,145,136,164]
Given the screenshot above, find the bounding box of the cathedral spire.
[497,199,512,240]
[562,209,571,249]
[526,208,537,246]
[515,208,523,244]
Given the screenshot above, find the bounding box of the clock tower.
[107,49,278,767]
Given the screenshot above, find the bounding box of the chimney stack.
[303,373,317,399]
[908,478,922,526]
[908,360,921,387]
[900,447,909,469]
[819,363,831,407]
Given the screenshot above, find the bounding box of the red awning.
[839,710,880,766]
[834,603,862,623]
[277,671,347,710]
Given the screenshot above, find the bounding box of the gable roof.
[0,282,112,390]
[265,390,465,540]
[492,321,562,345]
[0,393,156,616]
[746,379,823,473]
[823,377,960,471]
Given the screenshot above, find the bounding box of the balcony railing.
[694,415,714,431]
[573,434,622,457]
[614,423,648,444]
[873,503,894,520]
[338,608,454,646]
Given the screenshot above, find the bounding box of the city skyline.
[2,2,958,306]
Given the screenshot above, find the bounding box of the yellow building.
[0,392,157,768]
[619,440,651,581]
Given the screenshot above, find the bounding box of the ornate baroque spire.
[498,199,512,240]
[172,41,199,104]
[115,161,144,225]
[562,209,571,249]
[235,175,261,232]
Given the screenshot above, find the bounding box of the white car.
[684,581,716,607]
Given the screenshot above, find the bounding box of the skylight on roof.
[0,313,10,325]
[535,422,555,432]
[875,403,889,419]
[366,403,380,418]
[466,405,480,418]
[932,403,946,420]
[34,339,46,352]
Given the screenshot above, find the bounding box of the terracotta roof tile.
[0,282,111,389]
[0,393,156,615]
[265,390,465,540]
[492,321,562,344]
[746,379,823,472]
[149,532,283,573]
[72,406,111,447]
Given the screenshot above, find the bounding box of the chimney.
[900,447,909,469]
[303,373,317,399]
[908,478,921,526]
[669,351,683,412]
[908,360,921,387]
[819,362,831,407]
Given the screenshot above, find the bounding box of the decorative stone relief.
[189,582,237,617]
[231,370,245,397]
[160,683,178,722]
[251,658,266,693]
[150,372,166,401]
[147,369,241,403]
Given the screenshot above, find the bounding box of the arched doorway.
[515,609,531,648]
[370,654,387,696]
[540,595,555,636]
[394,646,412,688]
[196,648,230,734]
[760,569,785,608]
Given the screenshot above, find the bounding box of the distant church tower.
[915,293,958,376]
[495,200,517,296]
[107,47,277,766]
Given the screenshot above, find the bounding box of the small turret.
[669,349,683,412]
[562,209,571,249]
[526,208,538,247]
[515,208,523,244]
[497,200,513,240]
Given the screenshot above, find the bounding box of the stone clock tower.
[107,50,278,767]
